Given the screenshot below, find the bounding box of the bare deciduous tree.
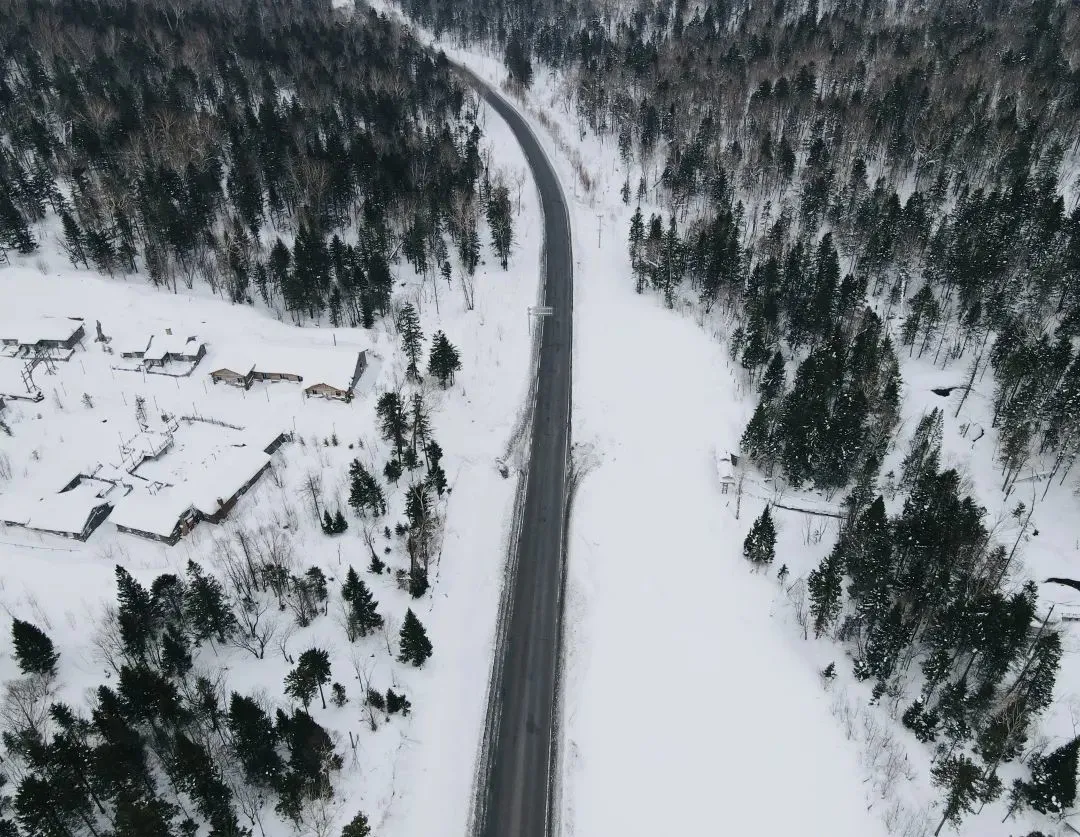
[231,595,279,660]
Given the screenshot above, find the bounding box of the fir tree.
[742,506,776,566]
[227,693,284,789]
[333,509,348,533]
[286,648,332,709]
[345,579,383,640]
[159,623,192,679]
[931,754,987,836]
[429,330,462,387]
[115,565,158,662]
[1018,736,1080,814]
[10,619,59,678]
[278,709,342,801]
[398,609,433,666]
[901,698,940,743]
[184,561,234,644]
[386,689,411,715]
[376,392,408,453]
[60,209,88,268]
[342,566,363,605]
[807,544,844,637]
[331,683,347,707]
[341,811,371,837]
[503,31,533,86]
[396,303,424,381]
[759,350,786,401]
[487,183,514,268]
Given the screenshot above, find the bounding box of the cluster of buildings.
[209,347,367,401]
[0,310,373,548]
[0,427,291,546]
[116,330,207,375]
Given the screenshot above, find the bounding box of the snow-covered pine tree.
[742,506,776,566]
[398,609,433,666]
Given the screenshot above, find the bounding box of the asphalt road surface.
[463,71,574,837]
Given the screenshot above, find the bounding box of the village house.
[110,491,199,546]
[1,317,85,357]
[143,334,206,368]
[209,347,367,401]
[111,431,288,545]
[0,476,114,541]
[117,330,206,372]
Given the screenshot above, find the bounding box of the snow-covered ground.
[394,34,890,837]
[389,18,1080,835]
[0,92,543,836]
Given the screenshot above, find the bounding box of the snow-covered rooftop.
[0,316,83,346]
[145,334,203,361]
[113,330,153,356]
[190,447,270,517]
[208,343,365,389]
[1,481,112,536]
[28,482,111,535]
[110,489,193,538]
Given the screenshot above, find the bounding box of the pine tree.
[0,184,36,254]
[333,510,349,534]
[60,209,88,268]
[322,509,336,534]
[341,811,371,837]
[346,579,383,640]
[342,566,362,605]
[279,709,342,802]
[159,622,192,679]
[759,350,786,401]
[807,544,844,637]
[629,206,645,292]
[286,648,332,709]
[503,31,533,86]
[428,330,462,387]
[184,560,234,644]
[742,506,776,566]
[10,619,59,678]
[227,692,284,789]
[396,303,424,381]
[376,392,408,453]
[398,609,433,666]
[486,183,514,268]
[115,565,158,662]
[386,688,411,715]
[1018,736,1080,814]
[931,754,986,836]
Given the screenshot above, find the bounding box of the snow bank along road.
[460,69,574,837]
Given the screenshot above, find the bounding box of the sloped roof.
[189,447,270,517]
[0,316,83,345]
[111,490,194,538]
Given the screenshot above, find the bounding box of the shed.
[716,451,739,495]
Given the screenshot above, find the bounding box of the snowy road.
[461,72,574,837]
